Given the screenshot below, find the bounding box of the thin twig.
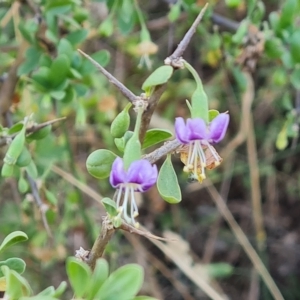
[168,3,209,61]
[139,84,168,142]
[211,13,239,31]
[77,49,137,103]
[206,183,284,300]
[26,172,53,238]
[245,73,266,250]
[143,139,181,163]
[0,117,67,147]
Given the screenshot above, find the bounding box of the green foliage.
[142,129,173,149]
[86,149,117,179]
[0,231,28,254]
[142,66,173,95]
[110,103,132,138]
[157,155,182,204]
[1,0,300,299]
[95,264,144,300]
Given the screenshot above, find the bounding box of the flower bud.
[4,125,26,165]
[26,125,52,141]
[16,147,32,167]
[110,104,131,138]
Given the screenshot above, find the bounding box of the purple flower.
[175,114,229,181]
[110,157,158,226]
[175,113,229,144]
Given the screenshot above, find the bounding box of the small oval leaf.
[142,66,173,92]
[208,110,220,122]
[66,257,91,298]
[87,259,109,300]
[142,129,173,150]
[86,149,117,179]
[0,258,26,277]
[95,264,143,300]
[0,231,28,254]
[157,155,181,204]
[101,198,118,217]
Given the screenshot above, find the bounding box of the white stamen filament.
[116,184,140,226]
[186,141,207,180]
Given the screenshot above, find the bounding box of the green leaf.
[168,4,181,22]
[25,160,38,179]
[4,124,26,165]
[53,281,67,297]
[57,39,74,58]
[98,16,114,37]
[276,125,288,150]
[133,297,158,300]
[205,263,233,278]
[225,0,242,8]
[291,68,300,90]
[95,264,143,300]
[18,47,41,75]
[279,0,298,29]
[157,155,181,204]
[264,38,284,59]
[36,286,55,296]
[1,266,32,299]
[114,131,134,153]
[232,20,248,44]
[26,125,52,141]
[290,31,300,63]
[20,296,57,300]
[0,258,26,276]
[110,103,131,138]
[16,147,32,167]
[86,149,117,179]
[87,259,109,300]
[7,123,23,135]
[142,129,173,150]
[61,86,76,103]
[66,257,91,298]
[0,231,28,253]
[1,163,15,178]
[18,175,29,194]
[49,55,70,88]
[101,198,118,217]
[142,66,173,92]
[117,0,135,35]
[66,29,88,45]
[208,110,220,122]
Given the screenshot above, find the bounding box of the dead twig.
[206,183,284,300]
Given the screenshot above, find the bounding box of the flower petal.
[186,118,207,140]
[109,157,127,187]
[127,159,158,191]
[175,117,190,144]
[209,113,229,143]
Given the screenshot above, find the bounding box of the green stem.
[183,60,204,90]
[133,0,150,41]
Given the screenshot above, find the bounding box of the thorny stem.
[168,3,209,61]
[0,117,66,147]
[83,4,209,269]
[87,217,115,270]
[77,49,137,103]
